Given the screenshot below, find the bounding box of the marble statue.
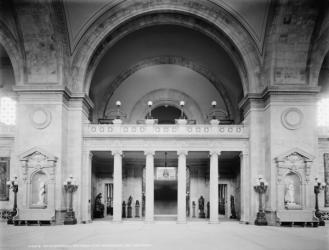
[285,181,295,204]
[38,181,46,205]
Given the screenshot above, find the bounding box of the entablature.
[83,124,248,139]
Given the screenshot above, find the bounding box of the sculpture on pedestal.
[198,196,205,218]
[135,200,140,218]
[230,195,237,219]
[192,201,196,218]
[127,196,133,218]
[93,193,104,218]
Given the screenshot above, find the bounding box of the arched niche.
[30,171,48,208]
[283,172,302,209]
[16,147,57,222]
[275,148,315,211]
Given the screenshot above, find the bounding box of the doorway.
[154,179,177,215]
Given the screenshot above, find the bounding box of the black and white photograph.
[0,0,328,249]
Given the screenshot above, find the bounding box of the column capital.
[112,150,122,156]
[144,150,155,156]
[177,150,188,156]
[209,150,221,156]
[239,152,249,158]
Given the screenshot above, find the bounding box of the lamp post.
[6,176,18,224]
[211,101,217,120]
[314,177,326,226]
[254,175,268,225]
[64,175,78,225]
[179,101,185,119]
[115,101,121,119]
[147,101,153,119]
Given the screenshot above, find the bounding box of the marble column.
[324,153,329,207]
[239,152,250,223]
[112,150,122,222]
[81,151,93,223]
[209,150,220,223]
[177,150,188,223]
[145,150,155,222]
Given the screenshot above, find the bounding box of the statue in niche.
[285,181,295,205]
[31,172,47,207]
[284,173,301,209]
[38,181,46,205]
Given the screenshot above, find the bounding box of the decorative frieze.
[84,124,247,138]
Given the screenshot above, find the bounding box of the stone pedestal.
[127,206,132,218]
[255,211,267,226]
[64,211,77,225]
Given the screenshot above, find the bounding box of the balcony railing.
[83,123,248,138]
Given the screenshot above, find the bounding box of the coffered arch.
[71,0,262,96]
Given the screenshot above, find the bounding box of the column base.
[255,212,268,226]
[64,211,77,225]
[112,218,122,223]
[177,220,187,224]
[209,219,219,224]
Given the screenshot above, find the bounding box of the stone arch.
[0,22,24,85]
[307,25,329,86]
[101,56,235,121]
[128,89,204,124]
[71,0,262,96]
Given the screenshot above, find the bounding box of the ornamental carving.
[275,148,314,184]
[281,107,303,130]
[20,147,57,181]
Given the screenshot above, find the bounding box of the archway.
[71,0,262,99]
[149,106,185,124]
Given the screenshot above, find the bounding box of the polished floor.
[0,221,328,250]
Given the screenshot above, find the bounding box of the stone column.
[239,152,250,223]
[81,151,93,223]
[177,150,188,223]
[209,150,220,223]
[145,150,154,222]
[324,153,329,207]
[112,150,122,222]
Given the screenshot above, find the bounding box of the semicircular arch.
[101,56,235,121]
[128,88,205,124]
[71,0,262,96]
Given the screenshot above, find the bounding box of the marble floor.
[0,221,328,250]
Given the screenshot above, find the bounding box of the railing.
[83,123,248,138]
[0,124,15,137]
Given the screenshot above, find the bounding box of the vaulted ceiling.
[63,0,272,53]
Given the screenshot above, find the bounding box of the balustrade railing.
[83,123,248,138]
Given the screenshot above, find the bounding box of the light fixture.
[147,101,153,119]
[211,101,217,119]
[179,101,185,119]
[115,101,121,119]
[163,152,169,178]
